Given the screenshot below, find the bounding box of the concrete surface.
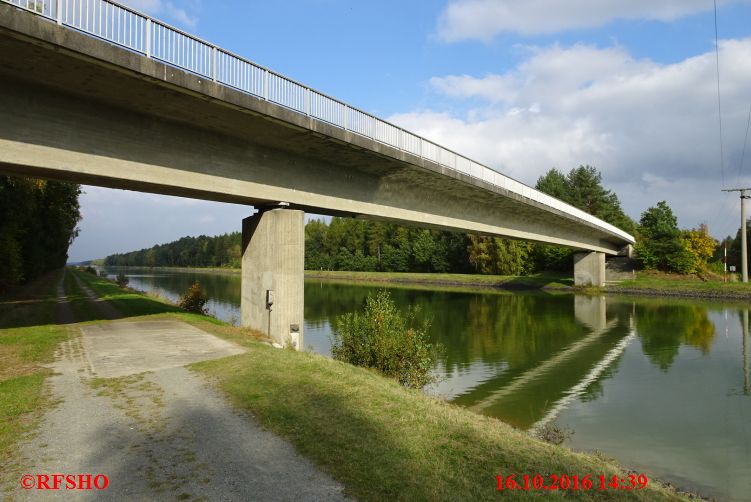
[12,318,349,501]
[79,320,246,378]
[241,209,304,349]
[574,251,606,287]
[0,3,632,254]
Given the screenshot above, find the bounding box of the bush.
[115,273,129,288]
[331,290,439,389]
[533,423,574,445]
[83,266,98,275]
[178,282,208,314]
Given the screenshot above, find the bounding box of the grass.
[0,272,71,474]
[88,373,166,432]
[606,270,751,299]
[73,269,183,317]
[190,338,686,501]
[0,267,694,500]
[305,270,573,290]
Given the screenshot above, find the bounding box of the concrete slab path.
[13,314,349,501]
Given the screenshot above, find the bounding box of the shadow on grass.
[502,274,574,289]
[194,348,669,502]
[0,274,183,329]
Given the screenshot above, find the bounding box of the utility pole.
[722,188,751,283]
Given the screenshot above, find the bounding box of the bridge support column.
[574,252,605,287]
[241,208,304,350]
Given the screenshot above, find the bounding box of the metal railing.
[3,0,634,243]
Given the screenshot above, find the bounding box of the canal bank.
[99,266,750,500]
[8,268,700,500]
[118,267,751,301]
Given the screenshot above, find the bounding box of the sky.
[69,0,751,262]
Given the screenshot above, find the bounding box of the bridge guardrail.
[4,0,634,244]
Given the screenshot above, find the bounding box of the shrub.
[115,273,129,288]
[331,290,439,389]
[178,282,208,314]
[83,266,98,275]
[532,423,574,445]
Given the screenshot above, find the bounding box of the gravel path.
[11,275,349,501]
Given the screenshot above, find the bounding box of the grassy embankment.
[604,270,751,299]
[308,269,751,301]
[2,268,692,500]
[82,270,687,500]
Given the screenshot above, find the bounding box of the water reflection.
[743,310,749,396]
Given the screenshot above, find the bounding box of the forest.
[0,176,82,293]
[104,165,737,276]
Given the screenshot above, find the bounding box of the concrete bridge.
[0,0,634,348]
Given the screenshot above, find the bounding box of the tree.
[536,165,635,233]
[467,236,531,275]
[635,201,681,271]
[728,219,751,271]
[533,165,635,273]
[667,225,717,274]
[304,219,329,270]
[535,168,568,200]
[0,176,81,292]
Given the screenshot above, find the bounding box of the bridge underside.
[0,5,627,345]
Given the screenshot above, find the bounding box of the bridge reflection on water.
[450,296,634,430]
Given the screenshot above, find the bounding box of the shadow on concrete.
[71,371,349,501]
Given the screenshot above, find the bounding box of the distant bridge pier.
[241,208,304,350]
[574,252,605,287]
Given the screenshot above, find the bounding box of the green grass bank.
[603,270,751,300]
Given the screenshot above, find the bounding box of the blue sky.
[69,0,751,261]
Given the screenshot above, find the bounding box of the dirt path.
[11,276,349,501]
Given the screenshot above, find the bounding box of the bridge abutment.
[574,251,605,287]
[241,208,304,349]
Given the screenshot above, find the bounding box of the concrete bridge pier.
[241,208,304,350]
[574,251,605,287]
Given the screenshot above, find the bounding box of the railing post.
[343,105,349,131]
[211,46,217,82]
[56,0,62,24]
[304,87,310,116]
[263,70,268,100]
[145,18,151,57]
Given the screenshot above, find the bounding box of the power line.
[714,0,726,188]
[736,104,751,187]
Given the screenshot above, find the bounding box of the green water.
[106,267,751,501]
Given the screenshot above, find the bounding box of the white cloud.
[437,0,750,40]
[390,39,751,236]
[120,0,198,28]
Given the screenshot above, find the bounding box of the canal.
[104,267,751,501]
